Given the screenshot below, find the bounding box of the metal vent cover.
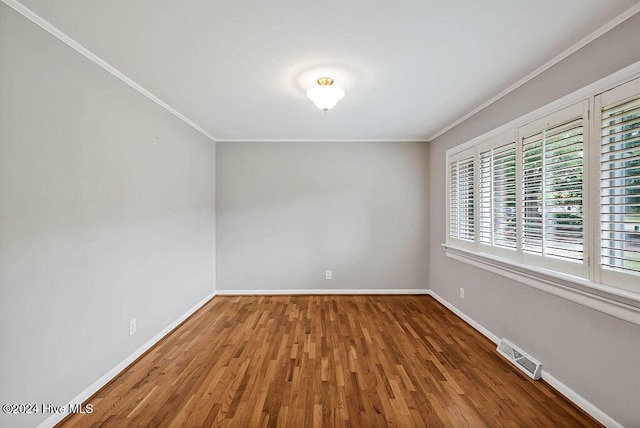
[497,338,542,380]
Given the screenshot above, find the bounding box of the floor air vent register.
[497,338,542,380]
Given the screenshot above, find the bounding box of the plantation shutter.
[521,110,585,265]
[444,74,640,294]
[479,141,517,249]
[449,153,475,243]
[599,83,640,281]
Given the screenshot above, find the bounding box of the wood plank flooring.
[59,295,600,427]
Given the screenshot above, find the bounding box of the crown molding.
[8,0,638,146]
[1,0,217,142]
[216,139,429,144]
[445,59,640,156]
[427,1,640,142]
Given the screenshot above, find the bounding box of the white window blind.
[446,71,640,306]
[449,155,475,242]
[479,142,517,249]
[522,117,584,263]
[599,90,640,278]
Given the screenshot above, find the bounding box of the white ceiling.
[17,0,640,142]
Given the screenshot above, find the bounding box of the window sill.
[442,244,640,326]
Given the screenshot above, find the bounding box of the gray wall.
[428,13,640,427]
[217,142,429,292]
[0,5,216,428]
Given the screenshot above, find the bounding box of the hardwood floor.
[59,295,600,427]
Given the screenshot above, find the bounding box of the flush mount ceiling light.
[306,77,345,112]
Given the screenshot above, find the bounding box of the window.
[519,102,587,277]
[478,133,517,253]
[446,76,640,296]
[448,149,475,244]
[597,78,640,293]
[445,71,640,323]
[447,102,588,277]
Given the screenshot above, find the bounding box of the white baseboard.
[541,371,622,428]
[427,290,500,344]
[215,289,430,296]
[38,290,217,428]
[426,290,621,428]
[39,288,619,428]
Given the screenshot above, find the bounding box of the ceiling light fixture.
[306,77,345,112]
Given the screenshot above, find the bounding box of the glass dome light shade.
[306,81,345,112]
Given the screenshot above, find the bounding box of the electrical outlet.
[129,319,137,336]
[325,270,332,280]
[460,287,465,299]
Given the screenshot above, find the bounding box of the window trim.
[444,59,640,324]
[445,61,640,157]
[443,243,640,326]
[594,78,640,292]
